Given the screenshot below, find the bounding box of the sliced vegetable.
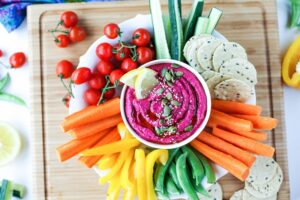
[120,150,134,189]
[234,114,278,130]
[184,0,204,40]
[194,17,209,35]
[212,100,262,115]
[0,180,26,199]
[149,0,171,59]
[206,7,223,34]
[168,162,182,193]
[290,0,300,29]
[163,14,172,50]
[96,153,118,170]
[166,177,180,195]
[135,149,147,200]
[212,127,275,157]
[224,126,268,141]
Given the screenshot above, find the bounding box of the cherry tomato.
[104,23,120,39]
[9,52,26,68]
[0,50,3,57]
[96,43,113,60]
[69,26,86,42]
[137,47,154,64]
[132,28,151,47]
[96,60,114,75]
[113,44,131,61]
[56,34,70,48]
[56,60,74,79]
[60,11,78,28]
[62,94,71,108]
[109,69,125,85]
[84,88,101,105]
[121,58,138,72]
[88,73,106,89]
[104,87,115,100]
[71,67,92,84]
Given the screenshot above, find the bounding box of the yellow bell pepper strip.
[282,36,300,88]
[120,150,134,189]
[82,138,141,156]
[107,177,121,200]
[99,150,129,184]
[135,149,147,200]
[97,153,118,170]
[145,149,169,200]
[117,122,134,139]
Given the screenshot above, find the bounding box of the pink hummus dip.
[124,63,207,144]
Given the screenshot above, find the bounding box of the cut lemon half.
[0,122,21,166]
[120,68,143,88]
[135,68,159,99]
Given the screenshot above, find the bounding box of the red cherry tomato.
[0,50,3,57]
[104,88,115,100]
[121,58,138,72]
[110,69,125,85]
[84,89,101,105]
[137,47,154,64]
[113,44,131,61]
[88,73,106,89]
[60,11,78,28]
[56,60,74,79]
[71,67,92,84]
[104,23,120,39]
[96,43,113,60]
[56,34,70,48]
[62,94,71,108]
[96,60,114,75]
[132,28,151,47]
[9,52,26,68]
[69,26,86,42]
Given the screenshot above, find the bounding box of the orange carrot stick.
[234,114,278,130]
[68,115,123,139]
[212,127,275,157]
[78,127,121,168]
[197,131,256,167]
[61,98,121,132]
[206,117,218,128]
[210,109,253,132]
[212,100,262,115]
[56,133,105,162]
[190,140,249,181]
[224,126,268,141]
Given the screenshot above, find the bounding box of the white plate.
[69,14,256,198]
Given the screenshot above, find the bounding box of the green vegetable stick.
[166,176,180,195]
[0,74,10,92]
[168,162,183,193]
[0,92,26,106]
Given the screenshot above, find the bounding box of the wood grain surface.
[27,0,290,199]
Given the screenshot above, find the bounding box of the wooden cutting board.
[27,0,290,199]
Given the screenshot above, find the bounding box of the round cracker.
[206,73,231,98]
[245,166,283,199]
[246,156,278,185]
[200,70,217,81]
[242,189,277,200]
[196,39,222,71]
[183,34,212,57]
[214,79,252,102]
[219,58,257,86]
[213,41,248,71]
[198,183,223,200]
[230,190,243,200]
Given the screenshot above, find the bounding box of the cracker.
[230,190,243,200]
[213,41,247,71]
[219,58,257,86]
[183,34,212,57]
[214,79,252,102]
[198,183,223,200]
[196,39,222,71]
[206,73,231,98]
[200,70,217,81]
[242,189,277,200]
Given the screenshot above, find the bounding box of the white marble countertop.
[0,0,299,199]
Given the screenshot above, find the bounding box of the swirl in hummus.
[124,63,208,144]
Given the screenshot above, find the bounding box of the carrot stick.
[68,114,123,139]
[210,109,253,132]
[56,133,104,162]
[212,127,275,157]
[206,117,218,128]
[197,131,256,167]
[78,128,121,168]
[190,140,249,181]
[212,100,262,115]
[224,126,268,141]
[234,114,278,130]
[61,98,121,132]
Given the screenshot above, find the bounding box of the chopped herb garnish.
[165,71,172,81]
[171,100,180,107]
[159,119,164,125]
[184,125,193,132]
[166,92,172,100]
[155,127,163,135]
[162,105,171,117]
[166,81,173,87]
[171,64,180,68]
[168,126,177,133]
[156,87,165,95]
[161,67,168,77]
[175,71,183,77]
[169,69,175,76]
[162,98,168,105]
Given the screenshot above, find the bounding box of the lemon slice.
[120,68,143,88]
[0,122,21,166]
[135,68,159,99]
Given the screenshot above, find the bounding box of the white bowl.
[120,59,212,149]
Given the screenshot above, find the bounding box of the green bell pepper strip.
[176,153,199,200]
[155,148,180,193]
[168,162,183,193]
[182,145,205,185]
[0,74,10,92]
[166,176,180,195]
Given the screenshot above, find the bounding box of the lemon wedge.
[0,122,21,166]
[134,68,158,99]
[120,68,143,88]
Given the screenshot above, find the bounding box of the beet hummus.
[124,63,208,144]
